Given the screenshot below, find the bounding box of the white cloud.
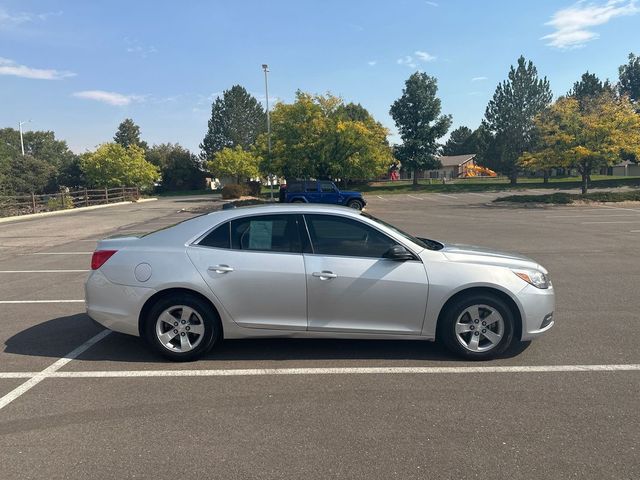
[471,76,488,81]
[0,57,75,80]
[398,50,436,68]
[73,90,144,106]
[426,1,439,6]
[543,0,639,49]
[124,37,157,57]
[367,60,377,66]
[0,7,62,27]
[414,50,436,62]
[397,56,418,69]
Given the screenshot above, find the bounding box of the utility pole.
[262,64,274,202]
[19,120,31,156]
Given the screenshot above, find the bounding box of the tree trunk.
[543,170,549,184]
[581,172,589,195]
[509,172,517,185]
[412,169,419,187]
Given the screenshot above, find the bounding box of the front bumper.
[85,270,155,337]
[518,283,555,341]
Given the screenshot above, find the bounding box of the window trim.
[192,213,304,255]
[301,213,421,261]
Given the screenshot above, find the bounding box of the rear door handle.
[208,265,234,274]
[312,271,337,280]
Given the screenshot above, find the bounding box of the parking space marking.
[581,221,640,224]
[547,214,639,218]
[0,329,111,410]
[434,193,458,199]
[468,193,493,198]
[22,252,93,255]
[0,300,84,304]
[407,195,424,200]
[0,269,89,273]
[0,364,639,382]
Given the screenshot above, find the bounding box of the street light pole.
[262,64,274,202]
[19,120,31,156]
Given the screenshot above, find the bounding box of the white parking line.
[0,364,639,381]
[0,270,89,273]
[22,252,93,255]
[435,193,458,199]
[468,193,493,198]
[407,195,424,200]
[547,214,638,219]
[0,300,84,304]
[0,330,111,410]
[581,221,640,225]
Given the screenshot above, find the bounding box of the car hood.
[441,243,545,272]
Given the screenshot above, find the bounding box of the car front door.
[187,214,307,330]
[319,181,339,204]
[302,214,428,334]
[304,181,322,203]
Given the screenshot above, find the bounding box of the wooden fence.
[0,187,140,218]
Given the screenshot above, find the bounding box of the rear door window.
[231,214,301,253]
[198,221,230,248]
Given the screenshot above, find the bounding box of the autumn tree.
[484,56,552,184]
[82,143,158,189]
[207,146,261,184]
[519,95,640,194]
[390,72,451,186]
[260,92,392,183]
[200,85,266,160]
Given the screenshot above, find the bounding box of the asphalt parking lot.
[1,191,639,479]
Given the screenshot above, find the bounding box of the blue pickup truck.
[279,180,366,210]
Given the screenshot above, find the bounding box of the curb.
[0,198,158,225]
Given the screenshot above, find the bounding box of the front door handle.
[208,265,234,274]
[312,271,337,280]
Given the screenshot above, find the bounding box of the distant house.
[399,154,477,180]
[611,160,640,177]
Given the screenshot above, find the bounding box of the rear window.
[287,182,304,193]
[199,221,230,248]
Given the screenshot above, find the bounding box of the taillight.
[91,250,118,270]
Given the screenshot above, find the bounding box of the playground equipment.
[461,164,497,177]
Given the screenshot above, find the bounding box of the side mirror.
[384,245,414,261]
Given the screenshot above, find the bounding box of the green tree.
[568,72,614,103]
[81,143,158,189]
[484,56,552,184]
[390,72,452,186]
[147,143,205,191]
[4,155,54,194]
[520,95,640,194]
[200,85,266,160]
[619,52,640,103]
[259,92,392,183]
[207,146,261,184]
[442,126,475,155]
[114,118,148,150]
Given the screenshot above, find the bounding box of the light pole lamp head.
[262,64,269,72]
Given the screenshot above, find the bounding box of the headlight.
[512,269,550,289]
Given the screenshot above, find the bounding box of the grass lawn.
[494,190,640,204]
[349,175,640,195]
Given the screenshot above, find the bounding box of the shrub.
[221,184,248,199]
[245,181,262,196]
[46,194,74,211]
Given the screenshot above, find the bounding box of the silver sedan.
[85,204,554,361]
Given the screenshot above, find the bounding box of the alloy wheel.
[155,305,205,353]
[454,304,505,353]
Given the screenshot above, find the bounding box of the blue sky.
[1,0,639,153]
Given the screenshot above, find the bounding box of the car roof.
[140,203,364,245]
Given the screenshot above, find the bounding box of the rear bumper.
[518,284,556,341]
[85,270,154,337]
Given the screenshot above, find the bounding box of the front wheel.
[438,294,515,360]
[347,199,364,210]
[143,294,220,361]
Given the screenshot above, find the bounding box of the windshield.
[362,212,443,251]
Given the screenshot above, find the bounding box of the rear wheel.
[438,294,515,360]
[347,199,364,210]
[143,294,220,361]
[291,199,305,203]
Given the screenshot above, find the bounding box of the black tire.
[438,293,515,360]
[347,199,364,210]
[143,293,221,362]
[291,199,305,203]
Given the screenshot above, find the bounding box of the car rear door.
[302,214,428,335]
[187,213,307,330]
